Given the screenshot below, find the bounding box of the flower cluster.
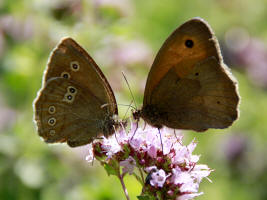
[86,123,212,200]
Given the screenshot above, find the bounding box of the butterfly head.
[133,105,166,129]
[101,114,127,138]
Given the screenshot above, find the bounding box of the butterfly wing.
[43,37,117,116]
[34,38,117,147]
[142,18,240,131]
[34,77,115,147]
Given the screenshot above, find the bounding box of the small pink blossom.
[177,192,204,200]
[145,166,157,173]
[101,136,121,158]
[147,144,157,158]
[150,168,167,188]
[120,156,136,175]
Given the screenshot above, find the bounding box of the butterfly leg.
[143,122,147,130]
[130,121,139,141]
[158,128,164,153]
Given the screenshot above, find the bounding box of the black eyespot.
[217,101,220,104]
[72,64,78,69]
[195,72,199,76]
[67,95,72,100]
[70,62,80,71]
[61,72,70,79]
[69,88,76,93]
[48,117,56,126]
[63,73,69,78]
[185,39,194,48]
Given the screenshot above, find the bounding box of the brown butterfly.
[134,18,240,132]
[33,38,119,147]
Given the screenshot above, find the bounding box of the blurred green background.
[0,0,267,199]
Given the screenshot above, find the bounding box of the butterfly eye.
[49,130,56,135]
[67,86,77,94]
[70,61,80,71]
[61,72,70,79]
[185,39,194,48]
[48,117,56,126]
[48,106,56,114]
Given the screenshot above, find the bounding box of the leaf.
[133,172,144,185]
[137,195,151,200]
[103,163,117,176]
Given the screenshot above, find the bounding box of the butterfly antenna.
[122,71,137,110]
[122,100,133,121]
[101,103,136,110]
[158,128,164,153]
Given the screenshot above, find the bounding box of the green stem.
[138,167,145,184]
[118,170,130,200]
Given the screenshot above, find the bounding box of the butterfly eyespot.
[67,95,72,100]
[67,86,77,94]
[195,72,199,76]
[48,106,56,114]
[61,72,70,79]
[217,101,221,104]
[48,117,56,126]
[49,130,56,135]
[70,61,80,71]
[63,93,75,103]
[185,39,194,48]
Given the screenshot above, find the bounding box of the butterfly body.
[34,38,118,147]
[137,18,240,132]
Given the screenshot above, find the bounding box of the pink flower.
[120,156,136,175]
[147,144,157,158]
[101,136,121,158]
[89,122,212,199]
[177,192,204,200]
[149,168,167,188]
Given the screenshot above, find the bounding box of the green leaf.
[103,163,118,176]
[137,195,151,200]
[133,172,144,185]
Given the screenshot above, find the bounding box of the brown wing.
[43,37,117,116]
[34,77,115,147]
[143,57,239,131]
[144,18,222,105]
[142,18,240,131]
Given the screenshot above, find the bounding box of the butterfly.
[33,38,119,147]
[133,18,240,132]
